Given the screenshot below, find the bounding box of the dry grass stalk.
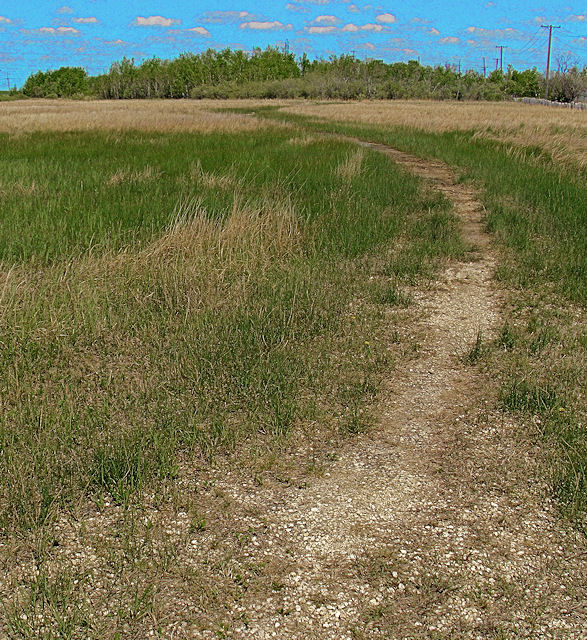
[0,181,40,197]
[335,148,365,180]
[106,165,161,186]
[187,160,241,191]
[287,135,318,146]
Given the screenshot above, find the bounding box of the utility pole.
[458,59,461,74]
[541,24,560,100]
[494,58,499,71]
[482,57,486,78]
[495,45,507,71]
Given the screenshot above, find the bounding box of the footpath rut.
[210,141,587,639]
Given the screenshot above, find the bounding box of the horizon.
[1,1,586,89]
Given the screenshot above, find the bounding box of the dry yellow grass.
[151,195,301,270]
[282,100,587,170]
[334,148,365,180]
[105,164,162,186]
[184,160,242,192]
[0,99,283,134]
[287,135,319,147]
[5,100,583,172]
[0,192,302,355]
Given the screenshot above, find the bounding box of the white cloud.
[133,16,180,27]
[239,21,292,30]
[73,17,98,24]
[375,13,396,24]
[38,26,80,34]
[465,26,519,38]
[106,39,127,45]
[439,36,459,44]
[348,4,360,12]
[360,23,384,31]
[188,26,210,36]
[429,27,440,35]
[201,11,254,24]
[341,23,385,32]
[308,25,337,33]
[308,21,387,34]
[0,16,12,23]
[285,3,309,11]
[567,14,586,21]
[314,15,340,24]
[57,6,73,14]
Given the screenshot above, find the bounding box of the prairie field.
[0,99,585,639]
[0,99,279,134]
[282,99,587,171]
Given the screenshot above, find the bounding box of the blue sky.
[0,1,585,88]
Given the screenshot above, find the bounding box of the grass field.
[282,100,587,173]
[0,101,468,638]
[0,99,584,637]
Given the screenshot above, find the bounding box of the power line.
[558,28,587,38]
[515,27,544,56]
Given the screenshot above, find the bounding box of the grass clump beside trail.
[0,119,463,580]
[247,105,587,528]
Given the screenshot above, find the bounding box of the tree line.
[21,47,587,103]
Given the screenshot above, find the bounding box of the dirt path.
[206,142,586,639]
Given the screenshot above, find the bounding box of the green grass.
[0,128,448,263]
[0,125,461,535]
[0,117,468,638]
[240,106,586,528]
[0,91,24,102]
[242,107,586,305]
